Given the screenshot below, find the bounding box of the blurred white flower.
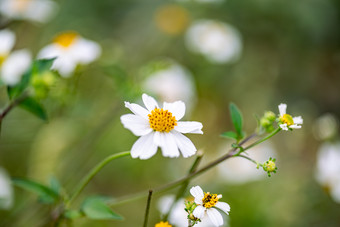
[313,113,338,141]
[0,167,13,210]
[190,185,230,227]
[38,31,101,77]
[218,141,277,184]
[142,62,197,107]
[158,195,227,227]
[120,93,203,159]
[315,142,340,203]
[278,103,303,131]
[0,0,58,23]
[0,29,31,86]
[185,20,242,64]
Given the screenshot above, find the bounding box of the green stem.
[241,128,281,152]
[66,151,130,207]
[143,190,153,227]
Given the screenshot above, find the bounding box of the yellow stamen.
[264,160,276,172]
[148,108,177,133]
[53,32,79,48]
[0,55,7,66]
[202,192,220,208]
[155,221,172,227]
[280,114,294,126]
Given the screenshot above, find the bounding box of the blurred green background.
[1,0,340,226]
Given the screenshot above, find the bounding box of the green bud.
[264,111,276,121]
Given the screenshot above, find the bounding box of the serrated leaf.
[221,131,238,140]
[18,97,47,121]
[12,178,59,204]
[82,197,123,220]
[229,103,243,139]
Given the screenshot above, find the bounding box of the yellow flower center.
[155,221,172,227]
[280,114,294,126]
[148,108,177,133]
[53,32,79,48]
[264,160,276,172]
[202,192,220,208]
[0,55,7,66]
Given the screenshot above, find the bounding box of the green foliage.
[12,178,59,204]
[64,210,84,220]
[221,131,238,140]
[81,197,123,220]
[223,103,245,142]
[18,97,47,121]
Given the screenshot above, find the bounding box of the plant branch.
[143,190,153,227]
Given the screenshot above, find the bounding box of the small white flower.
[120,93,203,159]
[185,20,242,64]
[190,186,230,227]
[38,31,101,77]
[0,0,58,23]
[278,103,303,131]
[0,29,31,86]
[0,167,13,210]
[315,142,340,203]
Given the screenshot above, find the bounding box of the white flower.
[313,113,338,141]
[142,61,197,107]
[158,195,227,227]
[38,31,101,77]
[120,93,203,159]
[0,29,31,86]
[0,167,13,210]
[218,141,277,184]
[278,103,303,131]
[0,0,58,23]
[190,186,230,227]
[185,20,242,64]
[315,142,340,203]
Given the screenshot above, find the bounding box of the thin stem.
[66,151,130,207]
[242,128,281,151]
[143,190,153,227]
[0,94,28,120]
[238,154,258,165]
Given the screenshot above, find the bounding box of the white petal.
[171,131,197,158]
[142,93,159,111]
[215,202,230,215]
[278,103,287,116]
[24,0,58,23]
[120,114,152,136]
[190,185,204,204]
[0,29,15,54]
[293,116,303,125]
[130,133,158,159]
[193,205,206,219]
[159,133,180,158]
[124,102,149,119]
[1,49,31,86]
[163,101,186,121]
[38,44,62,59]
[69,38,101,64]
[206,208,223,226]
[289,124,302,129]
[175,121,203,134]
[279,124,288,131]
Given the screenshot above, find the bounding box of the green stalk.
[143,190,153,227]
[66,151,130,207]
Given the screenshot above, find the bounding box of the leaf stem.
[66,151,130,207]
[143,190,153,227]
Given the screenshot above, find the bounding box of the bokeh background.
[1,0,340,226]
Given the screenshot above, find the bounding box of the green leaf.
[64,210,84,220]
[82,197,123,220]
[49,176,61,195]
[12,178,59,204]
[32,58,56,75]
[18,97,47,121]
[221,131,238,140]
[229,103,243,139]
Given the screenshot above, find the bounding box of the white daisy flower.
[315,142,340,203]
[185,20,242,64]
[190,186,230,227]
[278,103,303,131]
[0,0,58,23]
[38,31,101,77]
[120,93,203,159]
[0,29,31,86]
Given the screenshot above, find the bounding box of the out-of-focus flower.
[155,4,190,35]
[0,29,31,86]
[278,103,303,131]
[313,113,338,141]
[142,60,197,108]
[0,167,13,210]
[158,195,226,227]
[315,142,340,203]
[120,93,203,159]
[0,0,58,23]
[185,20,242,64]
[190,186,230,227]
[155,221,172,227]
[218,141,277,184]
[38,31,101,77]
